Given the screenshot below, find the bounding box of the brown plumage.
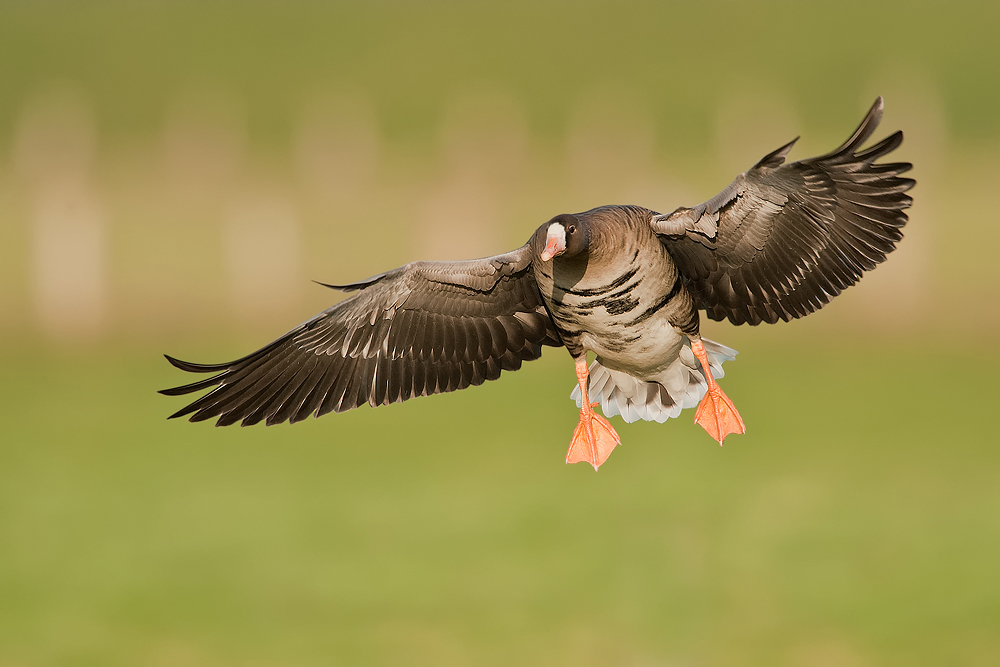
[653,98,912,325]
[161,248,562,425]
[162,97,913,469]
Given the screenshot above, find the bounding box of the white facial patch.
[547,222,566,242]
[540,222,567,261]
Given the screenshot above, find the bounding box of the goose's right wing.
[160,244,563,426]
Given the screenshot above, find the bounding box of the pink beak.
[540,225,567,261]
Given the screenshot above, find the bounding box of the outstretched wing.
[160,244,563,426]
[652,97,914,325]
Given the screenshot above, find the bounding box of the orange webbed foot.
[566,402,621,470]
[694,384,745,445]
[566,357,622,470]
[689,338,746,445]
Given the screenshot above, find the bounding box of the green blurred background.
[1,2,999,665]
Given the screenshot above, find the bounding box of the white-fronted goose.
[162,97,913,470]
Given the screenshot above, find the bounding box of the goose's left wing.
[652,97,914,325]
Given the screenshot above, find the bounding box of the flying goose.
[162,97,914,470]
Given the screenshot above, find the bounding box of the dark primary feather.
[160,245,563,426]
[651,96,914,325]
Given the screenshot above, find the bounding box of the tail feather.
[571,338,737,424]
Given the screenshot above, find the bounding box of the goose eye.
[568,225,576,234]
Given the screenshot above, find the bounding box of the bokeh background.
[2,2,999,665]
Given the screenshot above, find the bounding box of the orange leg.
[690,338,746,445]
[566,357,622,470]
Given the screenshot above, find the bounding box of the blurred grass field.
[2,1,1000,665]
[2,340,999,666]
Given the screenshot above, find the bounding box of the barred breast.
[533,206,699,380]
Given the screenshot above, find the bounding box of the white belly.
[582,309,686,380]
